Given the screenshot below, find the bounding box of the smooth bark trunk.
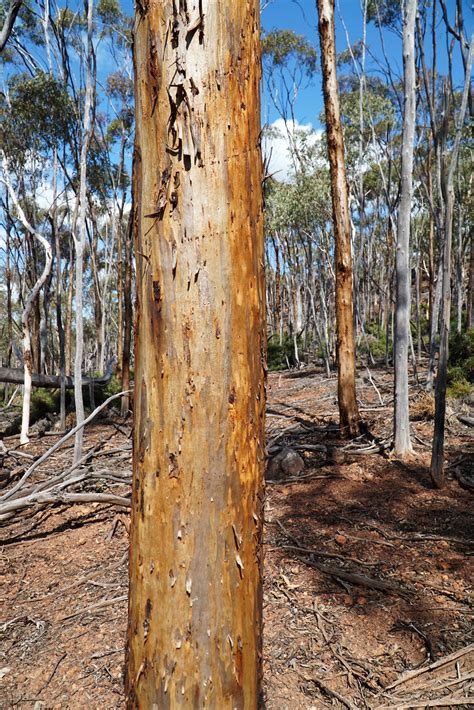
[431,41,473,487]
[1,161,53,444]
[393,0,417,456]
[73,0,95,463]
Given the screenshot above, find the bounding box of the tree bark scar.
[148,29,161,115]
[152,280,161,305]
[143,598,152,641]
[136,0,149,18]
[24,350,32,373]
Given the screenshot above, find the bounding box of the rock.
[266,447,304,480]
[326,447,346,465]
[280,448,305,475]
[29,414,53,436]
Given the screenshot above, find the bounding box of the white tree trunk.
[1,155,53,445]
[73,0,95,463]
[393,0,417,456]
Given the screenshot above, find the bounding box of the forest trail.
[1,368,473,709]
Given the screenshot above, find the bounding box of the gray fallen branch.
[0,491,130,520]
[0,391,129,505]
[457,414,474,427]
[0,391,132,523]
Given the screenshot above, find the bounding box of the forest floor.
[0,367,473,709]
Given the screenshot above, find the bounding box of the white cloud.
[262,118,323,182]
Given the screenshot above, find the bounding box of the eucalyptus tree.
[0,0,22,52]
[431,39,473,488]
[126,0,265,705]
[72,0,95,463]
[262,28,317,174]
[393,0,417,457]
[1,158,52,444]
[0,70,73,439]
[316,0,361,436]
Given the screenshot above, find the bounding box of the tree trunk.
[467,225,474,329]
[0,0,22,52]
[455,208,463,333]
[4,188,13,383]
[64,240,74,377]
[120,184,133,417]
[393,0,417,456]
[126,1,265,706]
[116,214,124,381]
[316,0,361,436]
[431,42,473,487]
[427,145,435,331]
[52,151,67,429]
[1,157,53,444]
[73,0,95,463]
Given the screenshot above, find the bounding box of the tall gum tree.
[393,0,417,457]
[126,0,265,706]
[316,0,361,436]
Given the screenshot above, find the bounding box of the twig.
[37,652,67,693]
[313,605,367,684]
[374,698,474,709]
[90,648,123,660]
[277,543,378,567]
[299,673,359,710]
[60,594,128,620]
[366,367,385,405]
[384,643,474,691]
[297,555,409,596]
[273,519,408,595]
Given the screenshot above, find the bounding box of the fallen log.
[457,414,474,427]
[0,363,114,389]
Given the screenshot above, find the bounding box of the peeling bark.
[126,1,265,706]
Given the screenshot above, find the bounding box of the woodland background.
[0,0,472,427]
[0,1,473,708]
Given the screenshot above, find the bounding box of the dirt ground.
[1,368,473,708]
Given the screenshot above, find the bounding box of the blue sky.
[119,0,471,130]
[261,0,472,129]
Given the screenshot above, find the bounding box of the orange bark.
[316,0,361,436]
[126,1,265,706]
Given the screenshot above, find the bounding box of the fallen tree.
[0,363,114,389]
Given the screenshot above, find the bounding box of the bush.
[449,328,474,383]
[447,378,471,400]
[104,375,122,396]
[446,348,474,399]
[30,388,58,420]
[267,335,302,371]
[410,391,435,420]
[359,324,390,360]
